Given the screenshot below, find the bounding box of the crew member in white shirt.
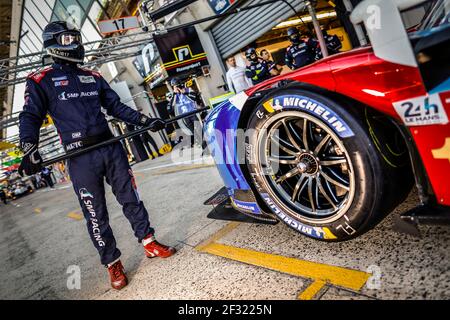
[226,56,253,93]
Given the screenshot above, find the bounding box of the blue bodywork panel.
[203,100,251,193]
[204,99,264,215]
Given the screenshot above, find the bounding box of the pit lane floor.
[0,147,449,300]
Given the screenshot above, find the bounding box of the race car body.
[204,0,450,240]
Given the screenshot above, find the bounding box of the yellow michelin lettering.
[322,227,337,240]
[263,99,275,113]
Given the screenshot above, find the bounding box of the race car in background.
[204,0,450,241]
[9,183,33,200]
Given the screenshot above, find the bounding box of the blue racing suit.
[19,63,154,265]
[315,34,343,60]
[245,59,272,85]
[285,40,315,70]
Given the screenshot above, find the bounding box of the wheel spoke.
[282,119,302,152]
[314,134,331,155]
[291,174,307,202]
[307,177,316,213]
[271,133,299,156]
[320,171,350,191]
[302,118,309,151]
[320,158,347,166]
[288,121,305,150]
[276,167,300,184]
[323,177,339,203]
[326,167,349,185]
[269,156,298,165]
[314,178,320,210]
[317,176,338,210]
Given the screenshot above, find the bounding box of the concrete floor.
[1,147,449,300]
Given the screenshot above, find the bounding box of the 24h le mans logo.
[393,92,449,126]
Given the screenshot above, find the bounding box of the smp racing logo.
[58,91,98,101]
[79,188,105,247]
[58,92,68,101]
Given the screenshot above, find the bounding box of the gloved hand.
[147,118,166,132]
[18,142,43,177]
[140,116,166,132]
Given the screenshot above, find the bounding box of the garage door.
[210,0,306,58]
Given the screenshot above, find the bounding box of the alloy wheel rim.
[256,111,355,224]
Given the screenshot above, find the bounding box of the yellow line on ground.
[195,222,240,252]
[152,164,215,176]
[67,212,83,221]
[198,242,370,292]
[298,280,327,300]
[34,208,42,214]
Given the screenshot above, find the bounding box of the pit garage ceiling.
[210,0,307,58]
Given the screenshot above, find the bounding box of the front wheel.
[245,89,410,241]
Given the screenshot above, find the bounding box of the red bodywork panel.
[246,47,450,206]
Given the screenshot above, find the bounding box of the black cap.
[287,27,301,44]
[170,77,182,87]
[245,48,258,62]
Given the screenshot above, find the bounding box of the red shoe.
[142,235,176,258]
[107,260,128,290]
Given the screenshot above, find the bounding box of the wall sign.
[207,0,236,14]
[98,16,140,35]
[154,26,209,77]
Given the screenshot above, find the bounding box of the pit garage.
[0,0,449,302]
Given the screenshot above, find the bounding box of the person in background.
[141,130,161,159]
[225,56,252,93]
[245,48,272,85]
[51,164,62,183]
[0,188,7,205]
[315,27,343,60]
[168,78,202,148]
[165,91,184,147]
[285,27,315,70]
[166,92,175,117]
[40,166,55,189]
[324,28,342,54]
[125,123,161,160]
[30,174,39,189]
[260,49,283,76]
[300,32,320,60]
[56,161,69,183]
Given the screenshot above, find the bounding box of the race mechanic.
[285,27,315,70]
[315,28,342,60]
[18,21,176,290]
[245,48,273,85]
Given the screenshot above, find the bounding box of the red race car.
[204,0,450,240]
